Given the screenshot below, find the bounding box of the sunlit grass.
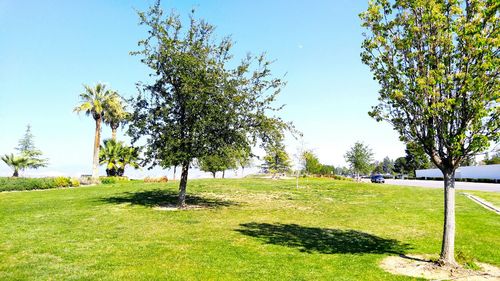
[0,178,498,280]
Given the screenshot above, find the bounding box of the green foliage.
[16,125,48,169]
[302,150,322,175]
[74,83,117,122]
[344,142,374,177]
[128,3,290,205]
[103,92,129,139]
[198,149,238,178]
[361,0,499,173]
[0,177,73,191]
[99,139,141,177]
[483,152,500,165]
[261,140,292,175]
[100,176,129,185]
[1,154,30,177]
[53,177,71,188]
[70,178,80,187]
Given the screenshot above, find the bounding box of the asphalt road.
[380,179,500,192]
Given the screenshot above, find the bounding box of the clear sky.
[0,0,407,178]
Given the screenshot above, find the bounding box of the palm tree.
[74,83,115,180]
[99,139,141,176]
[103,92,128,140]
[1,154,29,177]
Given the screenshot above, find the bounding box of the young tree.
[302,150,322,175]
[361,0,499,266]
[1,154,29,177]
[261,140,292,178]
[128,3,289,207]
[16,125,48,170]
[381,156,394,175]
[344,142,374,180]
[198,147,238,178]
[99,139,141,176]
[74,83,116,180]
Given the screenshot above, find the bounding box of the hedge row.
[0,177,80,192]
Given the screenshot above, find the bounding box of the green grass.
[466,190,500,207]
[0,178,498,280]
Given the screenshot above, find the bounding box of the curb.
[462,193,500,214]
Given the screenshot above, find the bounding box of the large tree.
[74,83,116,180]
[361,0,499,266]
[344,141,374,180]
[128,3,289,207]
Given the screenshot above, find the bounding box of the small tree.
[1,154,29,177]
[99,139,141,176]
[261,141,292,178]
[16,125,48,170]
[128,3,289,207]
[361,0,499,266]
[303,150,322,175]
[381,156,394,175]
[344,142,374,180]
[198,147,238,178]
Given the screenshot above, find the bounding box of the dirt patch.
[380,255,500,280]
[153,204,207,211]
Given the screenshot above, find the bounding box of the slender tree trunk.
[212,172,216,178]
[439,170,458,266]
[173,166,176,180]
[92,117,102,181]
[177,162,189,208]
[222,170,225,179]
[111,128,117,140]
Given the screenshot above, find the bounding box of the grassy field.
[0,178,498,280]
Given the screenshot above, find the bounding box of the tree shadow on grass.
[101,189,236,209]
[236,223,411,255]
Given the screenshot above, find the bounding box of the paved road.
[380,179,500,192]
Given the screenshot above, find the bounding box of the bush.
[100,176,129,185]
[54,177,72,187]
[70,178,80,187]
[0,177,74,192]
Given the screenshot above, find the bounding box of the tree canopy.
[128,2,290,207]
[344,141,374,178]
[361,0,499,266]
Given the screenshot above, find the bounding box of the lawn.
[0,178,498,280]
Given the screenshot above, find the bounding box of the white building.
[416,164,500,180]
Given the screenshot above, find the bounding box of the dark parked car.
[371,174,385,183]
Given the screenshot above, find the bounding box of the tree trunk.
[111,128,117,140]
[177,162,189,208]
[439,170,458,267]
[92,117,102,181]
[13,169,19,177]
[212,172,216,178]
[222,170,225,179]
[173,166,177,180]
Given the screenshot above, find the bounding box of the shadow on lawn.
[101,189,236,208]
[236,223,410,255]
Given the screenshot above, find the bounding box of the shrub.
[54,177,71,187]
[144,176,168,183]
[100,176,129,185]
[0,177,74,192]
[70,178,80,187]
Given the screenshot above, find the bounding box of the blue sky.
[0,0,406,178]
